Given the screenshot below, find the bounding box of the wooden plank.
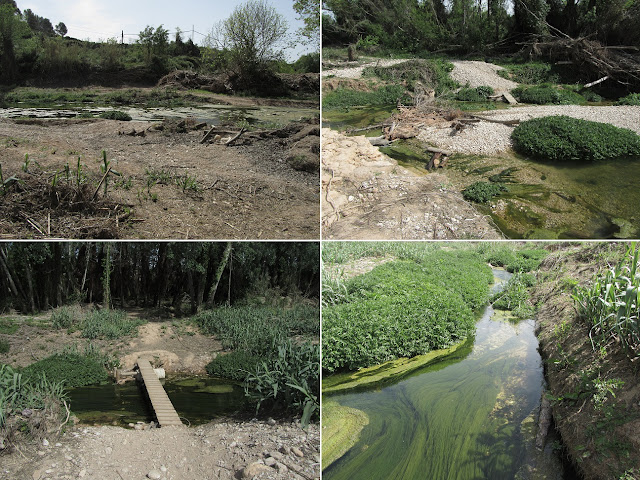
[502,92,518,105]
[137,358,183,427]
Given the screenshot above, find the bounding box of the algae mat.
[323,306,545,480]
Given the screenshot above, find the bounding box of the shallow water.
[324,106,640,239]
[323,270,554,480]
[0,104,317,128]
[68,376,246,427]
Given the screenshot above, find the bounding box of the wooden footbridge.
[135,358,183,427]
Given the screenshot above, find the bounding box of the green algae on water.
[322,400,369,469]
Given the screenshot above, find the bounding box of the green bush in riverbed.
[511,85,585,105]
[21,353,107,388]
[322,254,493,373]
[512,116,640,162]
[462,181,508,204]
[616,93,640,106]
[455,85,494,102]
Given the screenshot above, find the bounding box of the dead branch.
[225,127,246,146]
[92,167,112,201]
[200,125,216,144]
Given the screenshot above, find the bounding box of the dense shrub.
[462,181,508,203]
[505,249,548,273]
[206,351,263,381]
[616,93,640,106]
[21,353,107,388]
[244,340,320,426]
[512,85,584,105]
[99,110,132,121]
[492,273,536,319]
[485,247,517,268]
[455,85,494,102]
[81,309,143,340]
[323,282,475,372]
[497,62,560,84]
[512,116,640,162]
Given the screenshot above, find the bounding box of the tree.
[206,0,288,74]
[0,3,20,83]
[137,25,169,65]
[293,0,320,50]
[513,0,550,36]
[55,21,67,37]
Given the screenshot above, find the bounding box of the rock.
[42,439,49,447]
[275,462,288,474]
[279,446,291,455]
[267,417,276,426]
[55,443,62,447]
[241,462,272,478]
[292,447,304,458]
[147,470,162,480]
[78,469,86,478]
[264,457,277,467]
[105,447,112,455]
[229,441,237,448]
[160,466,167,473]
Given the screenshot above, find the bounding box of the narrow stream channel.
[68,377,246,427]
[323,270,568,480]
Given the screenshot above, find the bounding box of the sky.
[17,0,315,60]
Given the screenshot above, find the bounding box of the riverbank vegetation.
[531,243,640,479]
[0,241,320,451]
[0,0,320,98]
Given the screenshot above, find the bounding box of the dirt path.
[1,421,320,480]
[0,118,319,239]
[321,128,501,239]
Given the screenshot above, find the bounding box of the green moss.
[512,116,640,162]
[322,400,370,468]
[194,384,234,394]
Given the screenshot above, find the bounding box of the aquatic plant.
[572,243,640,356]
[462,181,508,203]
[512,116,640,162]
[491,272,536,319]
[21,353,107,388]
[99,110,132,121]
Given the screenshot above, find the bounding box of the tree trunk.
[205,242,232,309]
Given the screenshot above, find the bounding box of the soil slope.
[532,244,640,479]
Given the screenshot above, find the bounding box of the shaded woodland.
[0,242,320,314]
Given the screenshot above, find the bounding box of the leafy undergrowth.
[193,304,320,426]
[512,116,640,162]
[51,307,144,340]
[462,181,508,203]
[322,250,493,373]
[483,244,549,273]
[322,85,409,109]
[512,85,586,105]
[491,272,536,319]
[21,352,107,388]
[616,93,640,106]
[531,243,640,480]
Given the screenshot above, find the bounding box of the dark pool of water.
[68,377,246,427]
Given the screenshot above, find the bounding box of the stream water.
[323,107,640,239]
[68,377,246,427]
[323,270,570,480]
[0,104,318,127]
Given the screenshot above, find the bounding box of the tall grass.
[573,243,640,356]
[81,309,143,340]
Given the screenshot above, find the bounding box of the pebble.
[241,462,272,478]
[292,447,304,458]
[147,470,162,480]
[42,439,49,447]
[160,466,167,473]
[78,469,86,478]
[264,457,277,467]
[105,447,112,455]
[267,417,276,426]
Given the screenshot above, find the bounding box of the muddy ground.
[0,310,320,480]
[0,116,319,239]
[532,244,640,479]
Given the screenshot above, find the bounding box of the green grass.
[616,93,640,106]
[81,309,143,340]
[455,86,494,102]
[0,318,19,335]
[491,273,536,319]
[322,85,410,109]
[99,110,132,121]
[512,116,640,162]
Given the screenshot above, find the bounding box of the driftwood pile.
[361,106,520,170]
[529,37,640,89]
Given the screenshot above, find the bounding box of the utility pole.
[192,25,194,42]
[121,30,124,44]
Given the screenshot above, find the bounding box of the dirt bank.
[321,128,501,239]
[1,420,320,480]
[0,118,319,239]
[531,244,640,479]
